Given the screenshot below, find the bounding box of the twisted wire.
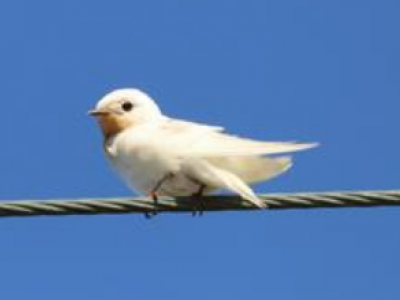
[0,190,398,218]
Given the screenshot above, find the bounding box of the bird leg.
[191,184,206,217]
[145,173,173,219]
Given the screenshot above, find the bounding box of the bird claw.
[191,200,205,216]
[144,191,159,219]
[191,209,204,217]
[144,211,157,219]
[191,186,206,217]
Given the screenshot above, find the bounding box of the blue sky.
[0,0,399,299]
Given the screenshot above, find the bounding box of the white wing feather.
[160,118,318,157]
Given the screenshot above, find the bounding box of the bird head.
[89,88,163,139]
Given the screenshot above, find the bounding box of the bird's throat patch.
[97,115,133,140]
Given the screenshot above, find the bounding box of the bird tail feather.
[213,168,267,208]
[184,160,267,208]
[206,156,292,185]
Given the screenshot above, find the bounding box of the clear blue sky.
[0,0,399,299]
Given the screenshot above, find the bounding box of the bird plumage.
[90,88,318,209]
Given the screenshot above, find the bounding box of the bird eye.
[121,101,134,112]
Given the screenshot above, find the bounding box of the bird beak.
[88,109,109,117]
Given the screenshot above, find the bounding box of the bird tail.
[184,159,267,208]
[206,156,292,185]
[210,168,267,208]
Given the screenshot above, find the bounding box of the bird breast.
[106,131,181,194]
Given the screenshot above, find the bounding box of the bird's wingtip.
[295,141,320,150]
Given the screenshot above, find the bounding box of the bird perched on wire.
[89,89,317,216]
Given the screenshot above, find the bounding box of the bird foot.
[144,191,159,219]
[191,185,206,217]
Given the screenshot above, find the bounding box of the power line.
[0,190,398,218]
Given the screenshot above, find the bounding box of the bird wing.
[160,118,318,157]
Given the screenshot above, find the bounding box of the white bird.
[89,88,317,215]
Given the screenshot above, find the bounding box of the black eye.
[121,101,133,112]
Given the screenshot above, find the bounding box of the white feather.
[91,89,319,210]
[182,159,267,208]
[157,118,318,157]
[206,156,293,184]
